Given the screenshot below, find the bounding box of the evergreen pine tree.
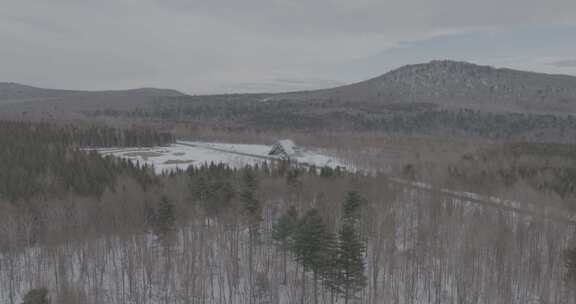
[335,222,367,304]
[21,288,50,304]
[153,196,176,245]
[565,247,576,282]
[342,191,362,224]
[293,209,335,304]
[272,206,299,284]
[241,169,262,234]
[241,168,261,304]
[331,192,367,304]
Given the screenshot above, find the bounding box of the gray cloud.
[273,78,344,87]
[0,0,575,93]
[155,0,576,34]
[550,59,576,68]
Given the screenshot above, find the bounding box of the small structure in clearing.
[269,139,299,160]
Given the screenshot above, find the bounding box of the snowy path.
[177,141,276,161]
[390,177,576,226]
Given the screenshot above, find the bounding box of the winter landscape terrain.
[2,56,576,304]
[7,1,576,303]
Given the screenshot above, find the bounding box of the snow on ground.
[95,140,350,174]
[94,141,575,224]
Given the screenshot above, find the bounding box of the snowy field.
[95,140,351,174]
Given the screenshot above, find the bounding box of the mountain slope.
[272,60,576,114]
[4,61,576,114]
[0,82,79,105]
[0,83,186,112]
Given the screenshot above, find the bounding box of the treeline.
[0,121,174,147]
[347,109,576,141]
[64,125,175,147]
[0,121,169,201]
[86,96,576,142]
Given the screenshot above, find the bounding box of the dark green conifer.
[272,206,299,284]
[334,222,367,304]
[153,196,177,244]
[21,288,50,304]
[293,209,335,304]
[565,247,576,282]
[331,192,367,304]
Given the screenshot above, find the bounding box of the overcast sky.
[1,0,576,94]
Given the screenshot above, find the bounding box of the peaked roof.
[269,139,298,158]
[277,139,295,155]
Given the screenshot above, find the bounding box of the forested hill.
[0,82,186,111]
[0,82,78,103]
[6,61,576,115]
[106,95,576,143]
[270,60,576,114]
[4,61,576,143]
[70,62,576,143]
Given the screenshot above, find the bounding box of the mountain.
[3,61,576,141]
[0,83,186,112]
[124,61,576,142]
[0,82,79,105]
[271,60,576,114]
[4,61,576,115]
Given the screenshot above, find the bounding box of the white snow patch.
[92,141,350,174]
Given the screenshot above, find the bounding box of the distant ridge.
[3,61,576,115]
[0,82,185,99]
[0,82,78,101]
[0,82,186,111]
[271,60,576,114]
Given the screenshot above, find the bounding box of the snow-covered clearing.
[95,140,351,174]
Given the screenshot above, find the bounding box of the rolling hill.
[4,61,576,115]
[0,82,79,105]
[2,61,576,142]
[270,60,576,114]
[0,82,186,112]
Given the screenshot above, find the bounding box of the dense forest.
[0,121,173,202]
[1,121,576,304]
[444,142,576,201]
[85,96,576,143]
